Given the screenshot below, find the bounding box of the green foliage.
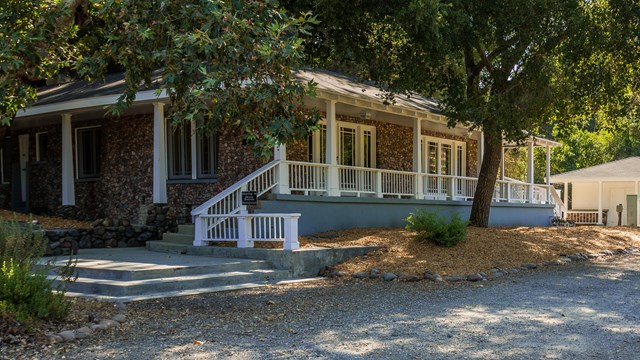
[405,210,468,247]
[0,218,75,330]
[0,0,78,126]
[79,0,321,157]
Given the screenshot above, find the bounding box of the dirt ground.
[0,209,92,229]
[301,226,640,276]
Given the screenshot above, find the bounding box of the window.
[308,120,376,167]
[308,122,327,163]
[167,122,217,180]
[36,132,48,162]
[0,144,9,184]
[422,136,465,176]
[75,126,102,179]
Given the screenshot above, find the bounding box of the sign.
[241,191,257,206]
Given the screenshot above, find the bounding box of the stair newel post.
[237,214,254,248]
[193,215,204,246]
[274,144,290,195]
[507,182,512,203]
[283,214,301,250]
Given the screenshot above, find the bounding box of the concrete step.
[44,257,274,281]
[146,240,190,254]
[162,232,194,244]
[178,224,195,235]
[51,268,292,297]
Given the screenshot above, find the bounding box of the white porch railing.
[198,213,300,250]
[191,159,555,247]
[284,161,555,204]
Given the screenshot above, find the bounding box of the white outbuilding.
[550,157,640,226]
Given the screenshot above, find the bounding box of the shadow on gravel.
[69,259,640,360]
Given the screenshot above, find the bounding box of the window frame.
[0,147,8,185]
[35,132,48,162]
[422,135,466,177]
[74,126,102,180]
[167,121,218,181]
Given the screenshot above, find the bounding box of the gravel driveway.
[37,255,640,359]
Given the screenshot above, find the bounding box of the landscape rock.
[112,314,127,323]
[402,275,421,282]
[382,272,398,281]
[58,330,76,342]
[352,272,369,279]
[424,273,444,282]
[75,326,93,339]
[46,334,63,344]
[523,263,538,269]
[99,319,120,328]
[467,273,484,282]
[446,275,466,282]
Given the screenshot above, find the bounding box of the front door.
[337,122,376,194]
[12,134,29,212]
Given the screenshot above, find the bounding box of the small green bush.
[405,210,469,247]
[0,218,75,330]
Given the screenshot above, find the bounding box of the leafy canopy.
[0,0,77,126]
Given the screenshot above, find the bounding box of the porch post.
[597,181,603,225]
[152,102,168,203]
[545,145,551,203]
[500,147,505,180]
[325,100,339,196]
[274,144,290,194]
[627,181,640,226]
[563,182,569,219]
[527,140,534,202]
[61,113,75,206]
[413,118,423,199]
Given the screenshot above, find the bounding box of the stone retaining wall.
[45,203,177,255]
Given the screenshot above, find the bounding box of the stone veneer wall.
[167,127,270,223]
[1,115,154,221]
[287,114,478,176]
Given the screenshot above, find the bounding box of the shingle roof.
[32,69,441,113]
[550,157,640,182]
[292,69,441,114]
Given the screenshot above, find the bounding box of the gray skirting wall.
[257,195,555,235]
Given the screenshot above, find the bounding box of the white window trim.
[337,121,377,168]
[309,120,327,163]
[0,148,8,184]
[422,135,466,176]
[74,125,102,180]
[35,132,47,162]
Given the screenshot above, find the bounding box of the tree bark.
[469,132,503,227]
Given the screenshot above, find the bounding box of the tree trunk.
[469,133,503,227]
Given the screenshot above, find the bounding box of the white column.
[413,118,422,173]
[563,182,569,219]
[325,100,339,196]
[274,143,290,194]
[61,113,75,206]
[597,181,603,225]
[152,102,168,203]
[527,141,534,202]
[413,118,423,199]
[500,147,505,180]
[625,181,640,226]
[545,145,551,203]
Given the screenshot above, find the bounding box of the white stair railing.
[191,159,283,246]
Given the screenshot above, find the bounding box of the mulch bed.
[303,226,640,276]
[0,209,93,229]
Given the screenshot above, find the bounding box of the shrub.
[0,218,75,330]
[405,210,469,247]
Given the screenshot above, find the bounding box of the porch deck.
[189,159,557,248]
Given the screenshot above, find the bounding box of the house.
[0,70,559,250]
[550,157,640,226]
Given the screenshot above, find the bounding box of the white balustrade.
[199,213,301,250]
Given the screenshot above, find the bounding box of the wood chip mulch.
[0,209,93,229]
[300,226,640,276]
